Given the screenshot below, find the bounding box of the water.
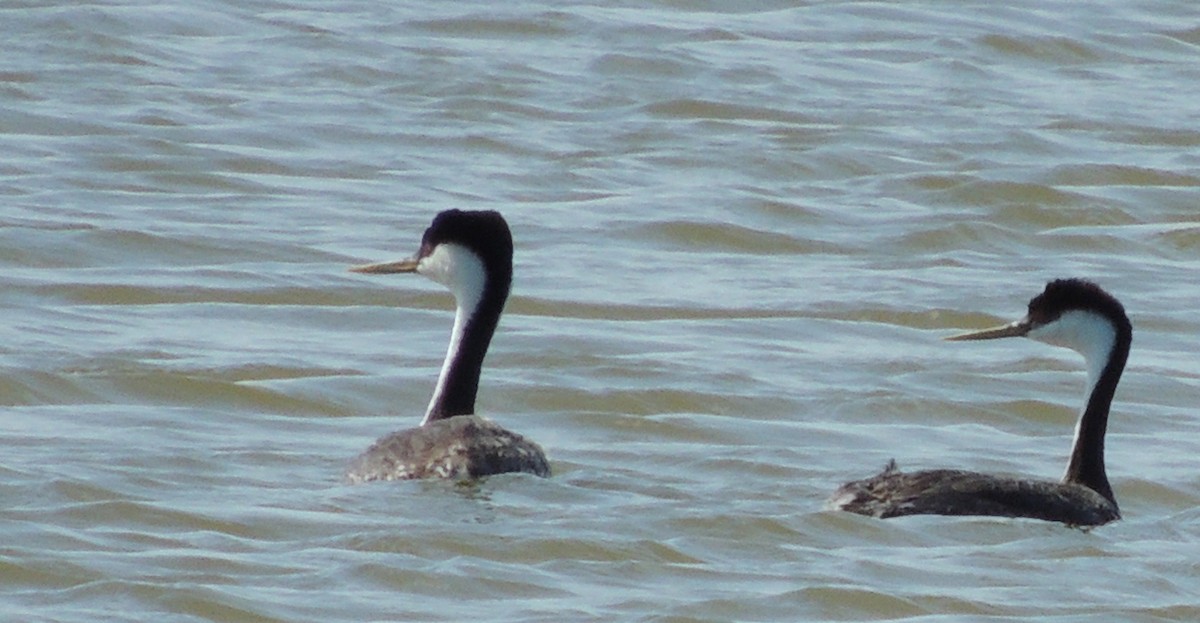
[3,1,1200,620]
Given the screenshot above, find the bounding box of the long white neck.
[416,243,488,425]
[1027,310,1118,482]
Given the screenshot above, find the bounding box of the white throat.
[1027,309,1117,400]
[1027,309,1117,478]
[417,243,487,425]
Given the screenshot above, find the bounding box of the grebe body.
[345,210,549,483]
[830,279,1130,526]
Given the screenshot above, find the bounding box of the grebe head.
[350,209,513,305]
[947,279,1131,402]
[946,279,1128,356]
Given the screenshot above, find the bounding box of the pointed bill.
[349,257,420,274]
[945,318,1031,341]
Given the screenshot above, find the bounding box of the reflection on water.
[3,0,1200,620]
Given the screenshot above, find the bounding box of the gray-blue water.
[4,1,1200,621]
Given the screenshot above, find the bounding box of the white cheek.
[416,244,456,286]
[1027,310,1114,360]
[1028,309,1115,399]
[417,243,486,308]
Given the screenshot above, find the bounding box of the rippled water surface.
[4,1,1200,621]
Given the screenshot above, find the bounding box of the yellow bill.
[349,257,420,274]
[944,319,1031,341]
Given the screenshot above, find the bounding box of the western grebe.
[829,279,1130,526]
[344,209,550,482]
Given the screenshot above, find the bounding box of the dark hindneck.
[1063,324,1130,507]
[423,284,505,422]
